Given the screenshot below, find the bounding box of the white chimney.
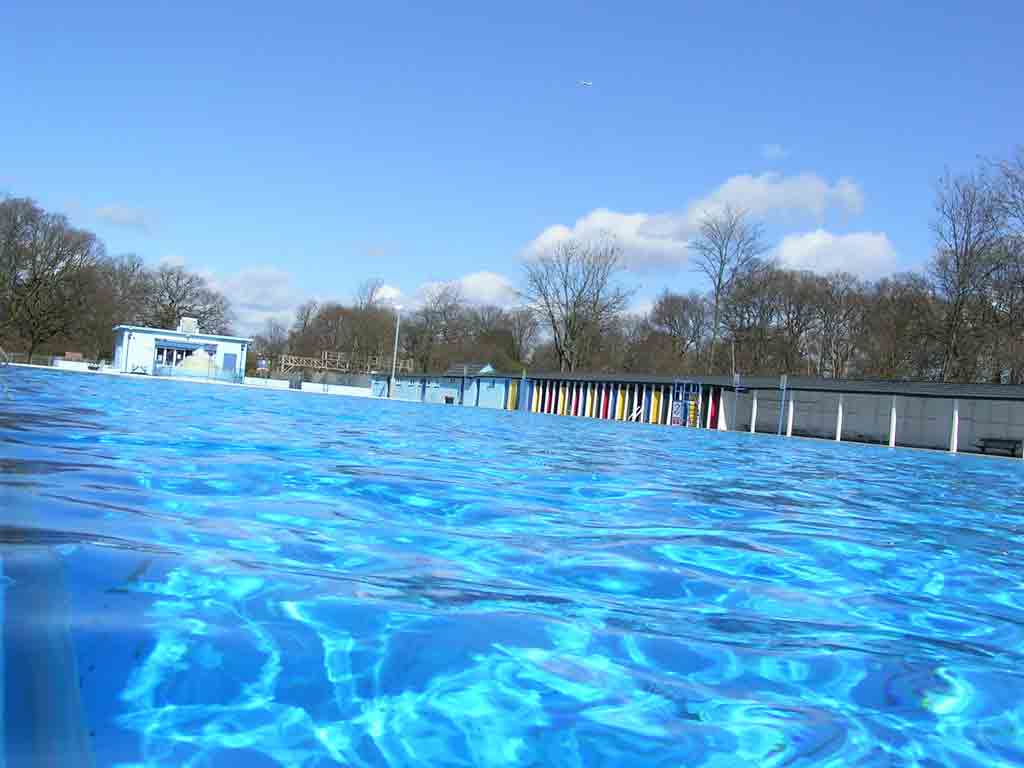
[177,317,199,334]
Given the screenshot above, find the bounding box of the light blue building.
[370,369,525,411]
[112,318,252,382]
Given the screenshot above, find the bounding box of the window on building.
[156,346,194,366]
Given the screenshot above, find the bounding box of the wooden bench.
[977,437,1023,457]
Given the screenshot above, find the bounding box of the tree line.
[0,197,232,360]
[254,279,539,374]
[524,149,1024,384]
[4,147,1023,384]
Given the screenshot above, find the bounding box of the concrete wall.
[300,381,371,397]
[753,389,785,434]
[790,390,843,439]
[947,399,1024,452]
[243,376,290,389]
[744,389,1024,453]
[53,359,92,372]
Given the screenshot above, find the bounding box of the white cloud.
[456,271,518,306]
[95,204,153,232]
[413,271,519,309]
[525,209,689,270]
[157,253,186,268]
[376,284,402,304]
[679,172,863,231]
[773,229,898,278]
[761,143,788,161]
[205,266,305,335]
[525,172,866,270]
[628,297,656,317]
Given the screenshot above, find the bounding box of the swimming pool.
[2,367,1023,766]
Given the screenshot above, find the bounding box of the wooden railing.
[278,351,413,374]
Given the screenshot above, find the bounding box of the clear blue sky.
[2,1,1021,331]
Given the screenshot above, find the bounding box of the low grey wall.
[727,388,1024,453]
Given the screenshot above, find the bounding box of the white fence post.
[835,393,844,442]
[949,398,959,453]
[889,396,898,448]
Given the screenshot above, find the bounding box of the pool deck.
[5,362,371,398]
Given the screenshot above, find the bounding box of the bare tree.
[310,302,350,352]
[507,307,539,363]
[468,305,506,339]
[986,239,1024,382]
[814,272,867,379]
[354,278,385,309]
[774,270,820,374]
[0,199,103,359]
[293,300,319,335]
[930,170,1006,381]
[401,284,468,372]
[649,290,707,361]
[421,283,466,345]
[994,147,1024,235]
[721,260,782,374]
[690,206,767,372]
[141,264,233,334]
[78,253,150,358]
[0,198,40,305]
[521,237,632,372]
[253,318,290,361]
[858,274,939,380]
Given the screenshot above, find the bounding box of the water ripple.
[2,367,1024,766]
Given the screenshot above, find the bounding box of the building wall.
[424,377,463,404]
[53,359,92,372]
[122,332,157,374]
[113,330,125,370]
[475,378,508,409]
[393,378,424,401]
[753,389,785,434]
[116,329,247,377]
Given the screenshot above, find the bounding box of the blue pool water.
[2,367,1024,767]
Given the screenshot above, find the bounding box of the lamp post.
[390,305,403,398]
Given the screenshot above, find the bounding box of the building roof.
[113,324,253,344]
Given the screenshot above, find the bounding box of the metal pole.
[389,306,402,398]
